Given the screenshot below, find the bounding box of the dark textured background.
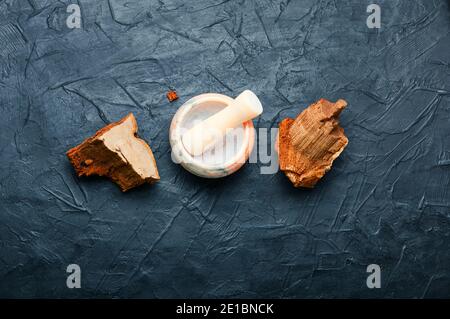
[0,0,449,298]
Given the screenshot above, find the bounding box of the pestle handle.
[182,90,263,156]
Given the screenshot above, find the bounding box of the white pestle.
[182,90,263,156]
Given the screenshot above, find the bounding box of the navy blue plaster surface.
[0,0,449,298]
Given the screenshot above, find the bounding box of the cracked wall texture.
[0,0,449,298]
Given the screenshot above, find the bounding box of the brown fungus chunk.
[278,99,348,188]
[66,113,160,192]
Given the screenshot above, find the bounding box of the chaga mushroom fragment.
[166,90,178,102]
[66,113,160,192]
[278,99,348,188]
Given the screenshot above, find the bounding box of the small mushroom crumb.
[166,90,178,102]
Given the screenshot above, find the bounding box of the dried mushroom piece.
[66,113,160,192]
[166,90,178,102]
[278,98,348,188]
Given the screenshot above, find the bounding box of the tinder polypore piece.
[66,113,160,192]
[278,99,348,188]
